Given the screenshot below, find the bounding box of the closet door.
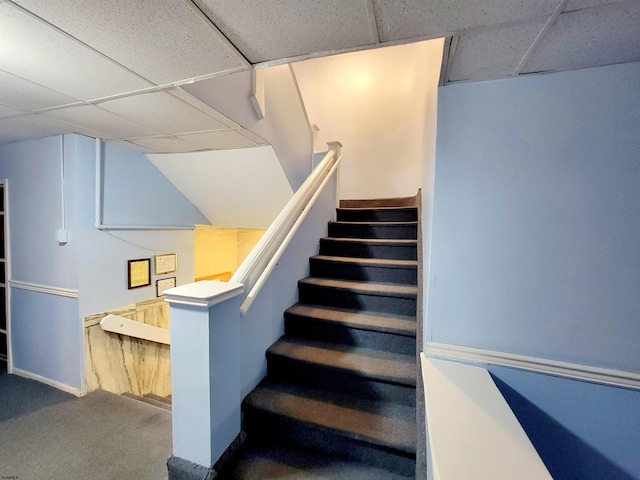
[0,183,6,363]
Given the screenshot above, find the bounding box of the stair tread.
[144,393,172,405]
[338,206,417,212]
[300,277,417,298]
[286,303,416,336]
[226,442,413,480]
[331,220,418,226]
[268,337,416,386]
[322,237,417,245]
[310,255,417,269]
[340,197,417,208]
[121,392,172,412]
[245,379,416,454]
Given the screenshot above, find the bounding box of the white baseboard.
[11,367,83,397]
[425,342,640,390]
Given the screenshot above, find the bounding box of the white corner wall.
[183,65,313,191]
[147,146,293,229]
[292,39,444,201]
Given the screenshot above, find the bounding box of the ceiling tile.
[373,0,560,41]
[448,20,547,82]
[193,0,376,62]
[0,104,26,118]
[105,139,149,154]
[523,0,640,73]
[98,91,229,135]
[179,130,258,150]
[0,2,151,101]
[42,105,164,139]
[0,113,76,136]
[129,136,194,154]
[234,128,268,146]
[0,70,81,111]
[168,87,240,129]
[12,0,248,85]
[564,0,625,12]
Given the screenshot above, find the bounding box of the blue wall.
[102,142,209,227]
[428,61,640,371]
[0,137,78,289]
[0,134,212,390]
[68,135,206,317]
[0,137,81,389]
[10,289,81,388]
[489,366,640,479]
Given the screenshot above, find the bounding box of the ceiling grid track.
[440,36,459,86]
[181,0,253,69]
[513,0,569,75]
[365,0,381,45]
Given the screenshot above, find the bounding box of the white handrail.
[100,314,170,345]
[239,153,342,315]
[230,141,342,293]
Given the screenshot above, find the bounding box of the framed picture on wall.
[128,258,151,289]
[155,253,177,275]
[156,277,176,297]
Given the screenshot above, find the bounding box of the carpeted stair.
[224,198,419,479]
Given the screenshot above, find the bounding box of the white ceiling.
[1,0,638,152]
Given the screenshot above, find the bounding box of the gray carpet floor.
[0,365,172,480]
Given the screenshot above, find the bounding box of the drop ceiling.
[1,0,638,152]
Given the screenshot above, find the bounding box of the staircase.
[223,198,419,479]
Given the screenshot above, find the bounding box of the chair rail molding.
[426,342,640,390]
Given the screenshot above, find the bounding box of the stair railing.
[234,141,342,315]
[162,141,342,471]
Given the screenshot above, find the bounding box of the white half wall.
[147,146,293,229]
[292,39,444,200]
[422,355,552,480]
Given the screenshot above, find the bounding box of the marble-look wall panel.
[84,298,171,397]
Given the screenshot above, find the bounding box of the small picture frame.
[156,277,176,297]
[128,258,151,289]
[155,253,177,275]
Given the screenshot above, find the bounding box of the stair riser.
[310,260,417,285]
[328,223,417,240]
[243,410,416,477]
[337,209,418,222]
[299,285,417,316]
[266,355,416,406]
[319,239,417,260]
[285,317,416,356]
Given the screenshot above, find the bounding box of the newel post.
[164,281,244,476]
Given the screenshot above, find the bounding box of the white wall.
[183,65,313,191]
[428,61,640,371]
[147,145,293,229]
[292,39,444,201]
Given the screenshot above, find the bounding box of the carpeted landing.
[221,199,419,479]
[0,368,171,480]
